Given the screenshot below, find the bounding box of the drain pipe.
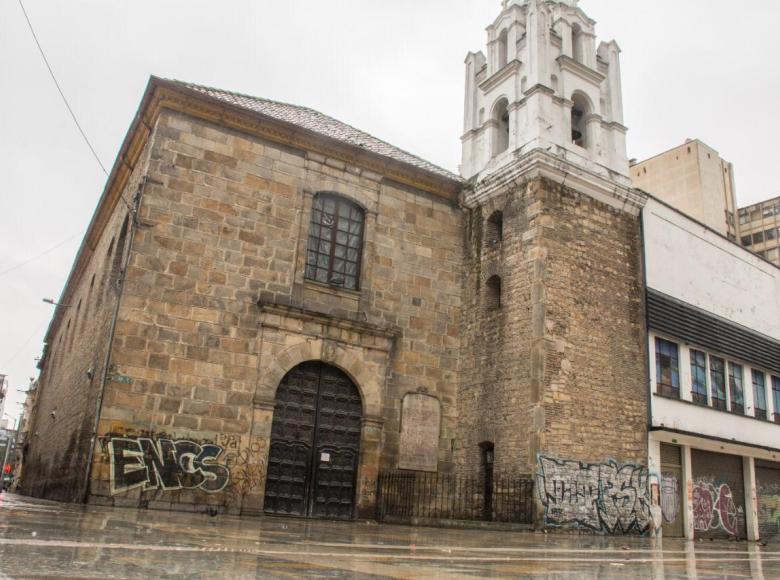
[81,175,152,503]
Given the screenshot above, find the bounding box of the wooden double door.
[263,361,363,519]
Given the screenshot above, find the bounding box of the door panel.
[264,361,362,519]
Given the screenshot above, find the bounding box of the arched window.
[486,275,502,310]
[497,29,509,69]
[487,211,503,245]
[570,93,590,149]
[572,24,583,63]
[305,193,365,291]
[550,75,559,96]
[492,98,510,157]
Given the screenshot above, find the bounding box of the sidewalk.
[0,493,776,578]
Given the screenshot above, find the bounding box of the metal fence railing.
[376,470,534,524]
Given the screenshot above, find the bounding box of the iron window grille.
[305,193,365,291]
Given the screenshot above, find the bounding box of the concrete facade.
[644,197,780,540]
[632,140,739,240]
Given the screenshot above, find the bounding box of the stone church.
[24,0,653,531]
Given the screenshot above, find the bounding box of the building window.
[655,338,680,398]
[753,370,768,420]
[709,356,727,411]
[497,29,508,69]
[690,350,708,405]
[773,377,780,425]
[571,93,590,149]
[766,228,777,241]
[753,232,765,245]
[492,98,510,157]
[486,275,502,310]
[571,24,583,63]
[486,211,503,245]
[305,193,365,291]
[741,235,752,246]
[728,362,744,415]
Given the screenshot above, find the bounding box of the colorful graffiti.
[692,480,741,536]
[660,474,680,525]
[757,484,780,538]
[107,437,230,495]
[537,456,655,534]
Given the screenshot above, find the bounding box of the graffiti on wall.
[692,480,741,536]
[537,456,656,534]
[757,484,780,537]
[216,434,266,499]
[660,474,680,524]
[107,437,230,495]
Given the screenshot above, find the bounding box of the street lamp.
[42,298,68,307]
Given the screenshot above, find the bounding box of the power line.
[0,320,48,370]
[17,0,108,176]
[0,234,80,278]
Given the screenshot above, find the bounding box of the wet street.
[0,494,777,579]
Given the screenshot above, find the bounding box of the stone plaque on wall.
[398,393,441,472]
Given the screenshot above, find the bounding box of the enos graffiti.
[537,456,656,534]
[107,437,230,495]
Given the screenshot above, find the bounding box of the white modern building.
[644,196,780,540]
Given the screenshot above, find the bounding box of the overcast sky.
[1,0,779,425]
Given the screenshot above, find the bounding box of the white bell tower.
[461,0,629,187]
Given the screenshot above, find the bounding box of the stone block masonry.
[74,106,463,516]
[457,176,648,529]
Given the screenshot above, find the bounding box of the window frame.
[753,370,768,421]
[727,362,745,415]
[690,349,709,406]
[304,193,365,292]
[709,356,728,411]
[773,376,780,425]
[655,337,680,399]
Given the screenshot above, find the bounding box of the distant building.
[738,195,780,267]
[631,140,739,240]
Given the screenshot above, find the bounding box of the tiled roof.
[171,80,461,182]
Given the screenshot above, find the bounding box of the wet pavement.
[0,494,778,579]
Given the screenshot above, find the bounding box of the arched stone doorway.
[263,361,363,519]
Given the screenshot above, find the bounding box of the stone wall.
[24,139,154,502]
[537,179,647,465]
[458,177,647,481]
[87,109,463,514]
[458,182,534,475]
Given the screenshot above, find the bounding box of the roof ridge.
[168,78,319,114]
[165,78,461,182]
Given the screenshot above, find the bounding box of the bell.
[572,130,583,142]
